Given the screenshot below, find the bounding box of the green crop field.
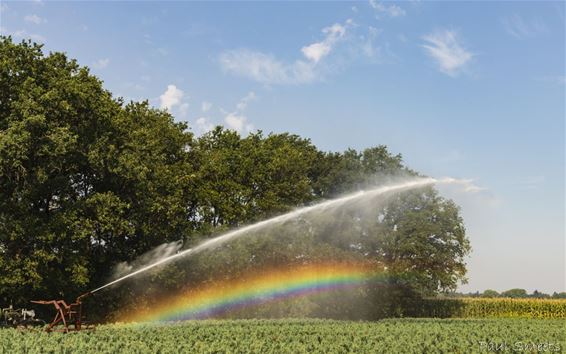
[1,318,564,354]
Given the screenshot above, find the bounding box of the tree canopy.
[0,37,471,319]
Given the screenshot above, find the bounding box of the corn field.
[418,298,566,319]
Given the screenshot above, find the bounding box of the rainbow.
[127,262,383,323]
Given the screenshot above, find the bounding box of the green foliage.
[0,319,563,353]
[0,37,195,303]
[482,289,499,298]
[501,288,528,298]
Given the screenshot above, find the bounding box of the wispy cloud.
[24,14,45,24]
[219,19,353,85]
[360,26,382,58]
[422,29,473,77]
[301,22,348,63]
[92,58,110,69]
[220,49,317,85]
[369,0,406,18]
[223,92,256,134]
[502,14,548,39]
[1,27,45,42]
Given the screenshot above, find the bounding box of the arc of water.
[91,177,437,293]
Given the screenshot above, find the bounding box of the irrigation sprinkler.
[31,291,94,333]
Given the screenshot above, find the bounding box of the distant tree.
[482,289,499,298]
[501,288,528,298]
[377,188,470,295]
[551,292,566,299]
[530,290,550,298]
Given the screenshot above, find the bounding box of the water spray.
[90,177,442,294]
[30,176,480,331]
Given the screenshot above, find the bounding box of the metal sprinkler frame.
[31,292,94,332]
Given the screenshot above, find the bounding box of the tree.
[482,289,499,298]
[0,37,195,303]
[501,288,528,298]
[530,290,549,298]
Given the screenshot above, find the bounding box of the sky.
[0,1,564,294]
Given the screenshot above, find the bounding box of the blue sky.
[1,1,564,293]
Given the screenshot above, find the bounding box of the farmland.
[1,318,563,353]
[415,297,566,319]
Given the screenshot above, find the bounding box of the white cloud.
[92,58,110,69]
[220,19,353,85]
[225,113,251,133]
[422,29,473,77]
[159,84,184,110]
[236,91,256,111]
[24,14,45,24]
[301,42,331,64]
[223,91,256,134]
[502,14,548,39]
[201,101,212,112]
[220,49,316,85]
[369,0,406,18]
[195,117,214,134]
[301,22,348,63]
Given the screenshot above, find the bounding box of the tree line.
[0,37,471,319]
[445,289,566,299]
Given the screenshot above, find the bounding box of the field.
[1,318,564,354]
[419,297,566,319]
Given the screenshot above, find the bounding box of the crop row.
[1,318,564,353]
